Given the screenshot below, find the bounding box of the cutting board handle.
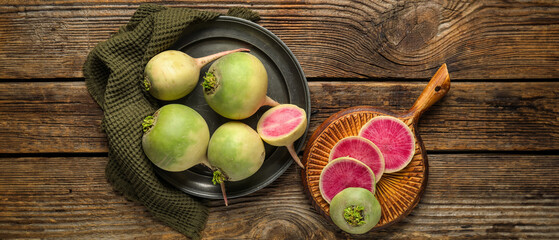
[406,64,451,121]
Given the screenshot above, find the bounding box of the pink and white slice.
[359,116,415,173]
[319,157,376,203]
[329,136,385,183]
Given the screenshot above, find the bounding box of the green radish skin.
[144,48,249,101]
[207,122,265,182]
[202,52,278,120]
[256,104,307,168]
[207,121,266,206]
[142,104,210,172]
[329,187,382,235]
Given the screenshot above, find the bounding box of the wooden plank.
[0,156,183,239]
[0,82,107,153]
[309,81,559,152]
[0,0,558,79]
[0,81,557,154]
[0,154,558,239]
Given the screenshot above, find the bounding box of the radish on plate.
[257,104,307,168]
[144,48,248,101]
[329,187,382,234]
[141,104,210,172]
[202,52,278,120]
[207,122,265,206]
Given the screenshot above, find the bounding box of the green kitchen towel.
[83,4,259,240]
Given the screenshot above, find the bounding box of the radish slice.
[319,157,376,203]
[329,136,385,183]
[359,116,415,173]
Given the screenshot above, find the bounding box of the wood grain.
[0,0,558,79]
[309,81,559,152]
[0,154,557,239]
[0,1,557,239]
[0,81,557,154]
[0,82,107,153]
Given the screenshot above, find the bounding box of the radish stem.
[211,170,229,206]
[220,181,228,206]
[201,158,230,206]
[262,96,280,107]
[195,48,250,68]
[287,144,304,169]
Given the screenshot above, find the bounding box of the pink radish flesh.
[257,104,307,169]
[259,108,303,137]
[319,157,375,203]
[329,136,384,183]
[359,116,415,173]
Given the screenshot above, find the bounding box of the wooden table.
[1,1,558,239]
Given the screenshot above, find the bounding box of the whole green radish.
[329,187,382,234]
[207,121,265,205]
[202,52,278,120]
[142,104,210,172]
[144,48,248,101]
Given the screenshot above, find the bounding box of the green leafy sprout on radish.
[344,205,366,226]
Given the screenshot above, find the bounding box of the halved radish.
[329,136,385,183]
[257,104,307,168]
[359,116,415,173]
[319,157,375,203]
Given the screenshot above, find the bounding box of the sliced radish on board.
[359,116,415,173]
[319,157,375,203]
[329,136,385,183]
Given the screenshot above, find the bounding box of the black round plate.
[154,16,310,199]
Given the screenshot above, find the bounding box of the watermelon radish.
[144,48,249,101]
[359,116,415,173]
[319,157,375,203]
[207,121,266,206]
[142,104,210,172]
[329,136,385,183]
[329,187,382,234]
[202,52,279,120]
[257,104,307,168]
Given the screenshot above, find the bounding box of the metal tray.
[154,16,310,199]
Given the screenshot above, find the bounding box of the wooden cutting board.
[301,64,450,230]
